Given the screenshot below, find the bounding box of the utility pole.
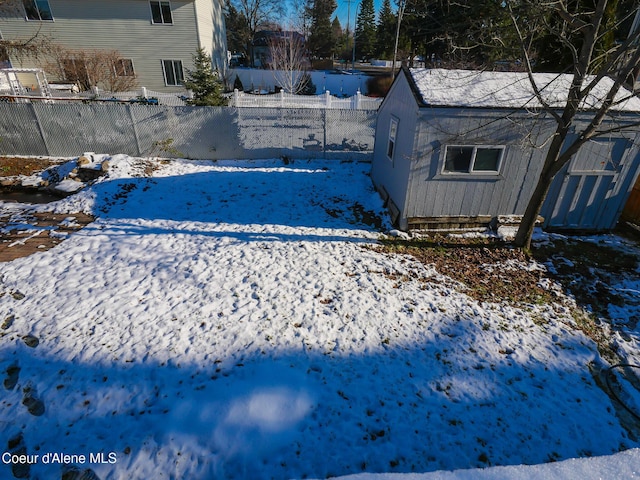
[352,0,360,70]
[392,0,406,79]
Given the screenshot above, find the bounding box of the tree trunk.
[514,130,569,250]
[513,168,556,250]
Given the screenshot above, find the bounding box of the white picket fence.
[229,89,382,110]
[2,82,382,110]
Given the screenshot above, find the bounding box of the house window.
[61,58,91,90]
[150,1,173,24]
[0,30,10,69]
[162,60,183,86]
[114,59,135,77]
[23,0,53,21]
[443,145,504,174]
[387,117,398,161]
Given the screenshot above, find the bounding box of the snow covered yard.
[1,156,640,480]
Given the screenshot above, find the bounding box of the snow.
[410,68,640,111]
[1,155,640,479]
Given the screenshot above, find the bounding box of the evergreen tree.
[297,72,317,94]
[233,74,244,91]
[225,4,251,61]
[331,17,346,60]
[183,48,226,106]
[375,0,396,59]
[306,0,337,58]
[355,0,376,60]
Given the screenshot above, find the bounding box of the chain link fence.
[0,103,377,160]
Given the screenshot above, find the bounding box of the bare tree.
[230,0,285,66]
[0,0,50,65]
[268,31,311,93]
[45,45,138,92]
[503,0,640,249]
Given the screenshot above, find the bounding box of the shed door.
[542,137,635,231]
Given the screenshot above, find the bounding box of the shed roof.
[406,68,640,112]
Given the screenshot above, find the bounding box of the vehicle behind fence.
[0,103,377,161]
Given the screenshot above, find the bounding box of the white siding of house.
[1,0,225,91]
[193,0,227,73]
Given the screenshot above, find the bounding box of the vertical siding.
[404,109,555,220]
[2,0,224,91]
[542,130,640,230]
[371,72,419,227]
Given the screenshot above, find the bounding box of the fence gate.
[542,137,640,231]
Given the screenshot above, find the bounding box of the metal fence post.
[127,104,142,156]
[30,103,51,156]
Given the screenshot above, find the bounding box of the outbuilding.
[371,67,640,232]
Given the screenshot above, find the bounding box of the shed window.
[387,117,398,161]
[150,1,173,24]
[23,0,53,21]
[443,146,503,174]
[162,60,183,86]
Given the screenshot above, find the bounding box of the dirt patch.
[374,236,554,306]
[0,210,94,262]
[532,237,640,322]
[0,156,63,177]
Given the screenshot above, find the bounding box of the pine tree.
[375,0,396,59]
[307,0,337,58]
[355,0,376,60]
[233,74,244,91]
[183,48,226,106]
[332,17,347,61]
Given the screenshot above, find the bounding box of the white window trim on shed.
[387,116,399,163]
[441,145,505,176]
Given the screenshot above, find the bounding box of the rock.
[3,364,20,390]
[6,433,29,479]
[22,383,45,416]
[22,334,39,348]
[11,291,25,300]
[1,314,14,330]
[1,178,19,187]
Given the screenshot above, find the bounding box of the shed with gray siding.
[371,67,640,232]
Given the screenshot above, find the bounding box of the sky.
[334,0,386,30]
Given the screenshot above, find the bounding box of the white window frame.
[23,0,54,21]
[149,1,173,24]
[162,60,183,86]
[442,145,505,175]
[387,116,398,162]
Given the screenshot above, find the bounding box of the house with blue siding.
[0,0,227,92]
[371,67,640,233]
